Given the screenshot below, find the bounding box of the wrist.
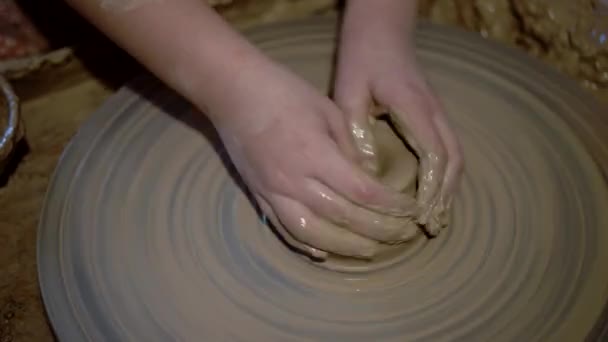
[341,0,418,46]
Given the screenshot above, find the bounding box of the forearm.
[65,0,271,117]
[340,0,418,45]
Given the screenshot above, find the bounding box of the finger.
[323,105,361,165]
[334,82,380,174]
[255,195,328,259]
[313,146,420,217]
[432,112,464,204]
[297,179,420,243]
[376,83,448,221]
[270,194,378,259]
[424,113,464,235]
[391,113,446,227]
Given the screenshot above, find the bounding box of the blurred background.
[0,0,606,340]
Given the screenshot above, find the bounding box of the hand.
[208,60,421,259]
[334,16,464,235]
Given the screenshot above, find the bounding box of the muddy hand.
[208,58,421,260]
[334,0,464,235]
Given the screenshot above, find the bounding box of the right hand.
[206,59,421,260]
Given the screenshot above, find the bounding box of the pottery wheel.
[37,17,608,341]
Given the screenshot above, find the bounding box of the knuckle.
[352,178,377,202]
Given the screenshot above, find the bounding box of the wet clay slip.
[37,17,608,341]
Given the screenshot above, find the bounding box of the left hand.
[333,18,464,235]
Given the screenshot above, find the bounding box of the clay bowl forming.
[0,75,23,176]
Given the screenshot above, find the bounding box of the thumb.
[334,91,380,175]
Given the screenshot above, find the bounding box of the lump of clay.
[316,116,424,273]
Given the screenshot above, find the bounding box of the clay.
[37,17,608,341]
[314,116,421,272]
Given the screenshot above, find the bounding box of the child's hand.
[334,7,464,235]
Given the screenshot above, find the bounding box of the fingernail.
[310,247,328,259]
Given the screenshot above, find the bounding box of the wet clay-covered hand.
[334,0,464,235]
[209,59,422,259]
